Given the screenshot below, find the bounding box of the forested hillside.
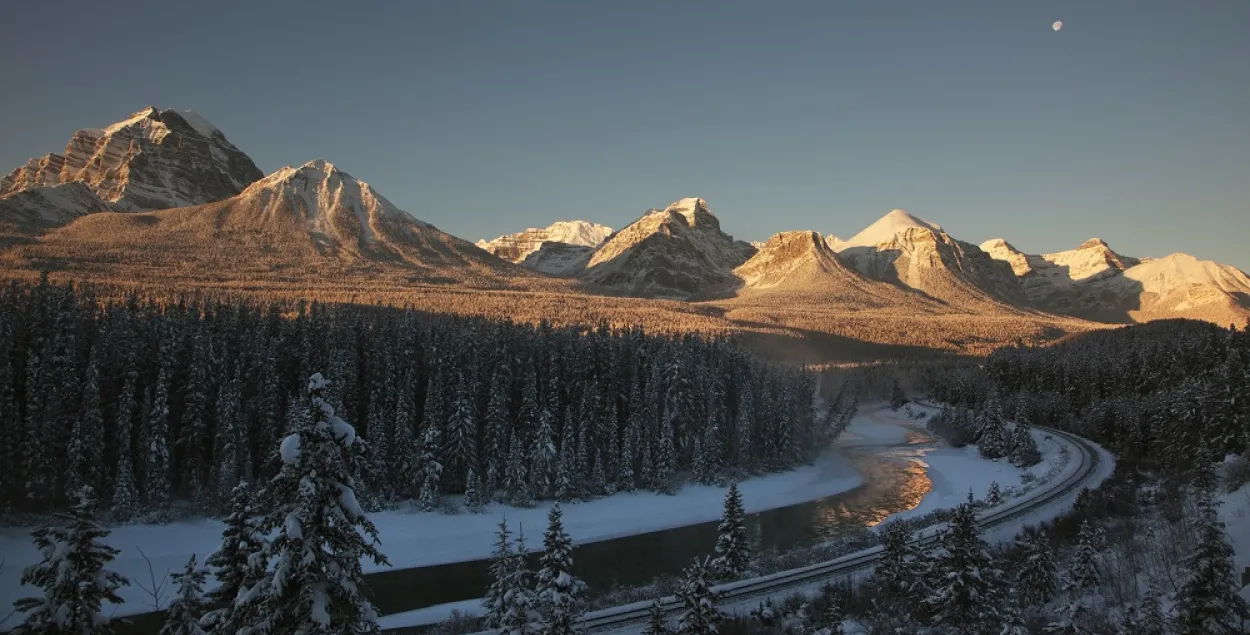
[0,278,822,521]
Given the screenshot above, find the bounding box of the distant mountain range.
[2,107,1247,330]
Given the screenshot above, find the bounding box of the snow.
[178,110,220,138]
[279,434,301,464]
[339,484,364,519]
[284,515,303,541]
[836,209,944,250]
[102,107,158,135]
[330,417,356,448]
[1120,252,1250,295]
[1217,483,1250,605]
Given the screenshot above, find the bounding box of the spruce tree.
[643,598,669,635]
[978,414,1009,460]
[161,555,210,635]
[536,504,586,634]
[818,594,844,635]
[676,557,719,635]
[1174,481,1248,634]
[12,487,129,635]
[66,351,105,502]
[204,481,265,625]
[1015,531,1058,607]
[1068,521,1101,593]
[232,373,389,635]
[500,525,536,635]
[530,404,557,500]
[110,375,141,523]
[922,501,1000,630]
[1138,582,1167,635]
[484,517,514,630]
[418,423,444,512]
[1009,420,1042,467]
[874,522,918,605]
[464,467,484,512]
[145,366,173,510]
[711,483,749,580]
[985,481,1003,507]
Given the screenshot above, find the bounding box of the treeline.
[922,319,1250,477]
[0,277,825,520]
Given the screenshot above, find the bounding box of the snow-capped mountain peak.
[0,106,262,223]
[476,219,614,272]
[839,209,944,250]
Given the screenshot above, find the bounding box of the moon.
[1053,20,1063,32]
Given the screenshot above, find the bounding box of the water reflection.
[363,426,938,616]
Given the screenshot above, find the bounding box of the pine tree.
[817,595,844,635]
[179,329,214,504]
[500,526,536,635]
[655,414,676,494]
[232,373,389,635]
[161,555,210,635]
[66,350,105,502]
[1068,521,1101,593]
[418,423,444,512]
[1117,604,1141,635]
[484,365,511,500]
[204,481,265,629]
[145,366,173,509]
[676,556,719,635]
[643,598,669,635]
[484,517,514,630]
[213,371,244,505]
[505,428,533,507]
[1174,480,1248,634]
[890,378,906,410]
[110,375,141,522]
[923,502,1001,630]
[389,376,420,501]
[1015,531,1058,607]
[985,481,1003,507]
[978,414,1009,460]
[464,467,484,512]
[445,370,478,491]
[531,404,558,501]
[1009,420,1042,467]
[12,487,130,635]
[711,483,749,580]
[536,504,586,634]
[874,523,919,605]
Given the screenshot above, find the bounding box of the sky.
[1,1,1248,269]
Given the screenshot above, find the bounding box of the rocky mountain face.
[580,197,756,298]
[982,237,1250,324]
[476,219,613,276]
[832,210,1025,310]
[0,107,262,228]
[12,159,522,285]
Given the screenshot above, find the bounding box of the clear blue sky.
[2,0,1247,269]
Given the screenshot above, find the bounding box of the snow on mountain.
[834,210,1024,309]
[580,197,756,298]
[983,237,1249,325]
[21,159,523,283]
[519,242,597,277]
[734,231,858,291]
[837,209,944,250]
[0,182,119,231]
[476,220,613,268]
[0,106,262,228]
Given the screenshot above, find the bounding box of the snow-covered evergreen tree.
[985,481,1003,507]
[500,525,536,635]
[418,423,444,512]
[232,373,389,635]
[643,598,669,635]
[66,350,105,503]
[874,522,920,605]
[530,404,557,500]
[536,503,586,634]
[1138,582,1167,635]
[655,414,676,494]
[445,371,478,491]
[978,414,1009,460]
[1009,420,1042,467]
[110,375,141,522]
[1068,521,1101,593]
[711,483,749,580]
[204,481,265,631]
[734,385,754,472]
[889,378,906,410]
[144,365,173,509]
[484,517,514,630]
[1015,531,1058,607]
[12,487,129,635]
[922,501,1001,630]
[161,555,210,635]
[505,427,533,507]
[1174,477,1248,634]
[816,595,844,635]
[676,556,719,635]
[464,467,484,512]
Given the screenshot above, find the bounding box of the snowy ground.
[1217,481,1250,605]
[378,403,1078,630]
[0,443,862,628]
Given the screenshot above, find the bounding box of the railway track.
[580,424,1102,633]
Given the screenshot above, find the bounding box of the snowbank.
[1217,483,1250,605]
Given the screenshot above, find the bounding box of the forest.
[0,277,824,521]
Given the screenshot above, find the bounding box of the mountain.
[832,210,1025,309]
[476,220,613,276]
[982,238,1250,325]
[0,106,262,228]
[580,197,756,298]
[6,159,522,285]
